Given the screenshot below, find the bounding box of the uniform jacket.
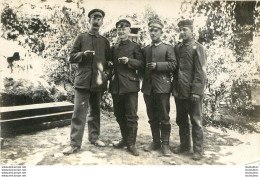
[172,40,207,99]
[69,31,111,91]
[109,39,144,95]
[141,41,177,95]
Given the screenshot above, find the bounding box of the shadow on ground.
[1,109,259,165]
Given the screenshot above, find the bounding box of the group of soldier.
[62,8,207,161]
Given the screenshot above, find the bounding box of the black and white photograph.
[0,0,259,176]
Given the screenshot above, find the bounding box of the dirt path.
[1,94,260,165]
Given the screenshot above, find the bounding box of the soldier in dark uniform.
[142,19,177,157]
[63,9,111,154]
[172,20,207,161]
[109,19,143,156]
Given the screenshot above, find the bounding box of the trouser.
[112,92,139,146]
[174,97,203,153]
[143,93,171,145]
[70,88,102,147]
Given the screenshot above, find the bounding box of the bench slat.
[0,102,74,120]
[0,102,73,113]
[0,111,73,123]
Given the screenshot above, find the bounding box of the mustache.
[93,23,100,27]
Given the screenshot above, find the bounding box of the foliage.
[3,77,67,105]
[1,4,49,54]
[179,1,260,125]
[101,91,113,112]
[0,1,115,110]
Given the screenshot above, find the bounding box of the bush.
[182,1,260,123]
[2,77,68,106]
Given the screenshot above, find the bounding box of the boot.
[63,145,80,155]
[161,124,171,157]
[144,124,161,152]
[172,146,190,154]
[113,140,127,148]
[144,142,161,152]
[127,126,139,156]
[178,126,191,153]
[127,145,139,156]
[113,123,128,148]
[91,139,106,147]
[192,151,203,161]
[162,144,171,157]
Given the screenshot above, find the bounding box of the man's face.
[149,27,162,42]
[179,26,193,41]
[117,27,130,40]
[89,15,103,31]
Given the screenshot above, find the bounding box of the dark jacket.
[141,41,177,95]
[172,40,207,99]
[69,31,111,91]
[109,40,143,95]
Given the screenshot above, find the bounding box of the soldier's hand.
[84,50,95,56]
[146,62,157,71]
[118,57,129,64]
[191,94,200,102]
[108,61,114,67]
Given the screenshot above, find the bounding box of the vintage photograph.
[0,0,259,172]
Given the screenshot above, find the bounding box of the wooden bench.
[0,102,74,137]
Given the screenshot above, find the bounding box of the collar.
[151,41,162,47]
[119,39,131,45]
[181,40,194,46]
[88,30,100,37]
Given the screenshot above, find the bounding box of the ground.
[1,94,260,165]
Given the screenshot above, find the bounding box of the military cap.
[116,19,131,28]
[88,9,105,18]
[148,19,164,29]
[178,19,193,28]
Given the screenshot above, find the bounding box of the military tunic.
[109,39,143,146]
[173,40,207,154]
[172,40,207,99]
[142,41,177,145]
[109,39,143,94]
[70,32,111,91]
[141,42,177,95]
[69,31,111,147]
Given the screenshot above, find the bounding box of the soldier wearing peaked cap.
[109,19,144,156]
[115,19,131,28]
[172,19,207,161]
[63,8,112,155]
[87,9,105,18]
[148,19,164,29]
[142,18,177,157]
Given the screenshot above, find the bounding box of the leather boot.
[113,123,128,148]
[127,126,139,156]
[192,151,203,161]
[172,146,190,154]
[179,126,191,153]
[162,144,171,157]
[127,145,139,156]
[144,142,161,152]
[144,124,161,152]
[113,140,127,148]
[161,124,171,157]
[63,145,80,155]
